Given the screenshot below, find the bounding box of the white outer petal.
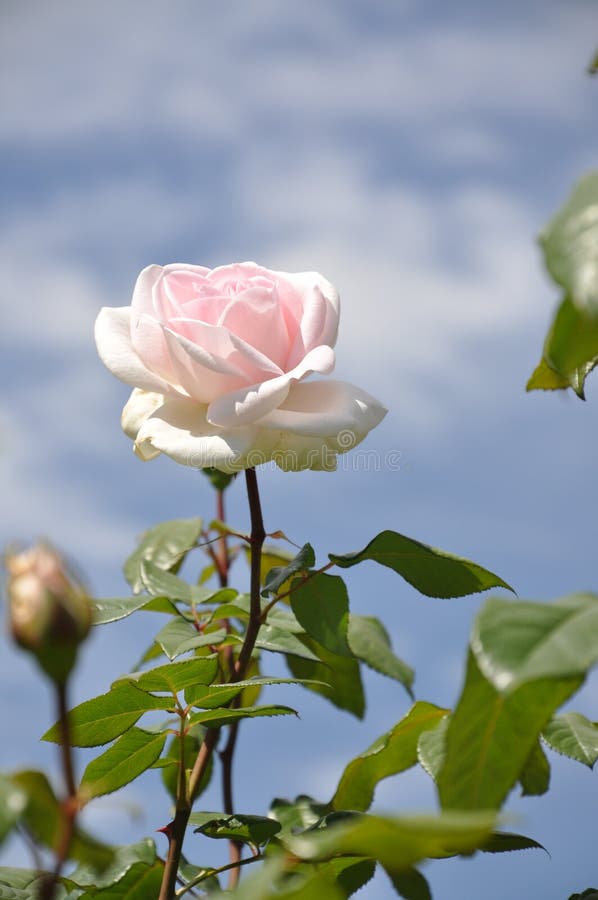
[256,380,387,443]
[206,345,335,429]
[133,396,259,472]
[95,306,175,394]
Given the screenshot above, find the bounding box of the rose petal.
[121,389,164,460]
[94,307,174,394]
[256,379,387,444]
[281,271,340,367]
[218,287,290,368]
[206,344,335,428]
[133,396,259,472]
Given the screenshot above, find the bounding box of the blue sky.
[1,2,598,897]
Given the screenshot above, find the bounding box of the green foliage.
[160,729,212,802]
[347,614,414,695]
[330,530,513,598]
[91,594,176,625]
[123,517,203,593]
[472,594,598,691]
[262,544,315,596]
[42,682,169,747]
[286,811,497,872]
[268,796,331,833]
[437,651,580,810]
[190,812,281,846]
[543,712,598,767]
[154,618,227,660]
[188,705,297,728]
[417,716,449,783]
[0,868,78,899]
[479,832,546,854]
[528,172,598,395]
[10,770,113,866]
[80,728,167,799]
[519,739,551,796]
[114,656,218,694]
[383,866,432,900]
[290,574,352,657]
[0,774,26,847]
[286,636,365,719]
[332,702,448,812]
[64,839,157,889]
[201,467,237,491]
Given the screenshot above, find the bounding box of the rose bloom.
[95,262,386,472]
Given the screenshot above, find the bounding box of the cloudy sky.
[1,2,598,897]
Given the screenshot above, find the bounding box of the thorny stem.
[39,682,78,900]
[158,468,266,900]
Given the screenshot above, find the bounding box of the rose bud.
[5,543,92,684]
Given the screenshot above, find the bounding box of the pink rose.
[95,262,386,472]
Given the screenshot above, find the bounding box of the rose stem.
[158,468,266,900]
[215,484,243,883]
[39,681,78,900]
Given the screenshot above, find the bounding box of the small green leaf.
[540,172,598,314]
[80,728,167,799]
[348,615,414,695]
[472,594,598,692]
[42,683,170,748]
[325,857,376,897]
[332,702,448,812]
[568,891,598,900]
[79,860,164,898]
[290,574,351,657]
[330,530,513,598]
[519,739,550,796]
[65,839,156,889]
[479,832,546,854]
[438,651,581,810]
[262,544,316,596]
[287,811,496,872]
[10,771,113,867]
[537,296,598,396]
[190,812,281,845]
[124,517,202,593]
[253,625,321,662]
[202,467,237,491]
[383,866,432,900]
[0,775,27,846]
[286,637,365,719]
[92,595,176,625]
[188,705,297,729]
[155,618,227,660]
[417,716,449,783]
[114,656,218,694]
[526,356,581,394]
[160,731,212,802]
[0,869,75,899]
[139,561,215,604]
[184,677,322,710]
[269,796,331,833]
[543,711,598,768]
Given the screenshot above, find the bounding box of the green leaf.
[262,544,316,596]
[290,574,351,657]
[383,866,431,900]
[124,517,202,593]
[519,739,550,796]
[479,832,546,854]
[286,637,365,719]
[417,716,449,783]
[0,775,27,846]
[568,891,598,900]
[65,839,156,889]
[80,728,167,799]
[325,857,376,897]
[114,656,218,694]
[0,869,76,900]
[92,595,176,625]
[184,677,321,710]
[42,682,170,748]
[78,861,164,898]
[287,811,496,872]
[543,711,598,768]
[540,172,598,314]
[10,771,113,867]
[332,702,448,812]
[190,812,281,845]
[330,530,513,598]
[253,625,321,662]
[538,296,598,397]
[188,705,297,729]
[525,356,588,395]
[347,615,414,695]
[139,561,215,604]
[268,796,331,834]
[155,618,227,660]
[437,651,581,810]
[472,594,598,692]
